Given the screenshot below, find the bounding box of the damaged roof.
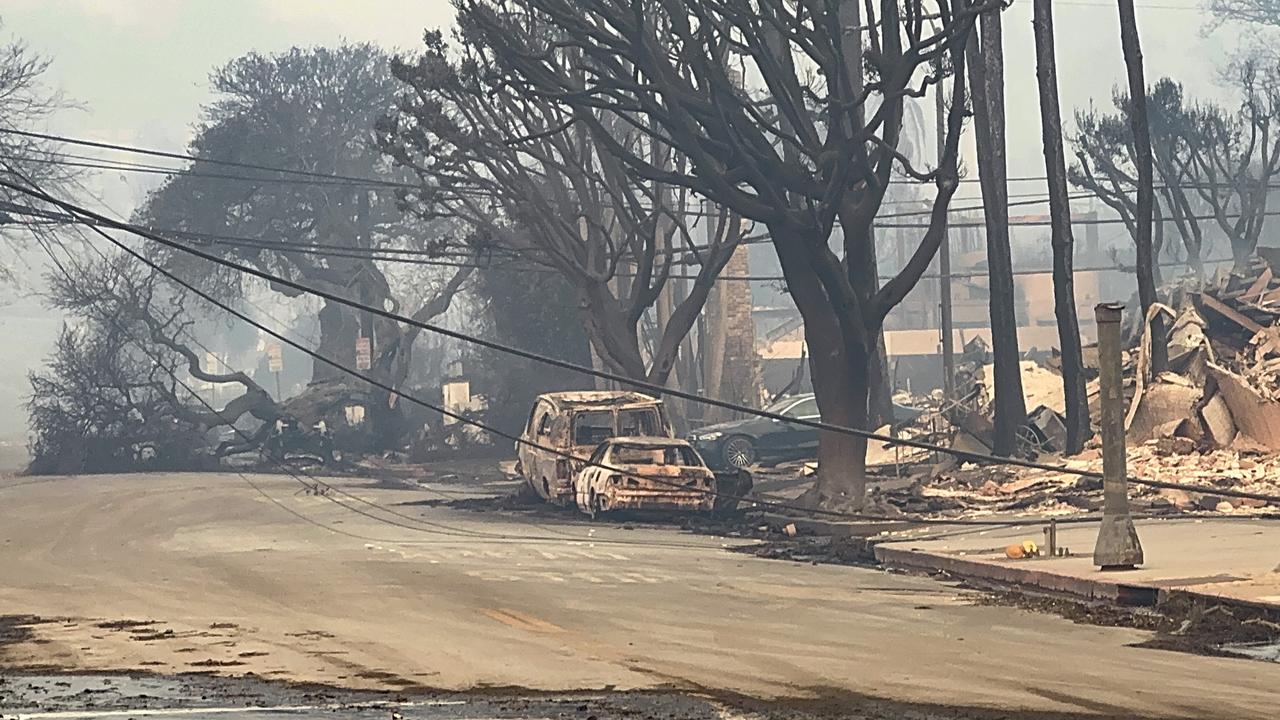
[539,391,660,408]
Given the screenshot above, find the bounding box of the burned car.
[262,417,341,467]
[516,391,674,505]
[573,437,715,516]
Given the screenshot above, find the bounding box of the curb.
[873,544,1280,614]
[872,544,1151,603]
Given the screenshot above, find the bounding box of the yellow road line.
[481,608,565,634]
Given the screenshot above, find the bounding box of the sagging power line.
[0,200,1240,285]
[10,178,1280,509]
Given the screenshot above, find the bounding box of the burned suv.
[516,391,674,505]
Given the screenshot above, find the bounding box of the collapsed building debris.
[856,439,1280,519]
[769,258,1280,520]
[1124,257,1280,453]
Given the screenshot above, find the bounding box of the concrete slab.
[875,518,1280,608]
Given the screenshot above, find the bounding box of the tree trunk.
[968,10,1026,456]
[808,327,869,508]
[771,224,871,510]
[1119,0,1167,373]
[843,219,893,428]
[581,282,648,381]
[1231,230,1258,270]
[1033,0,1090,455]
[312,299,360,385]
[700,276,730,422]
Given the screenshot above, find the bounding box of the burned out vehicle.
[262,417,341,467]
[516,391,674,504]
[574,437,715,516]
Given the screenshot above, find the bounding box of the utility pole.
[356,190,377,354]
[1093,303,1144,569]
[935,57,955,401]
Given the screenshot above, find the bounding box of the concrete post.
[1093,303,1144,569]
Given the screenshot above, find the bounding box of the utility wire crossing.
[9,178,1280,513]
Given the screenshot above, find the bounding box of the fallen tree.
[28,253,280,473]
[135,43,473,447]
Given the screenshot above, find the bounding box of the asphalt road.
[2,471,1278,719]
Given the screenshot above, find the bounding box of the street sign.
[355,337,372,371]
[266,344,283,373]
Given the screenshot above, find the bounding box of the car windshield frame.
[763,395,807,415]
[608,442,700,467]
[762,395,816,418]
[570,406,663,446]
[785,397,819,419]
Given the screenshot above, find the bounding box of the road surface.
[2,471,1277,718]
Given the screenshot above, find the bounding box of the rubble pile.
[938,256,1280,458]
[775,262,1280,520]
[1127,257,1280,453]
[869,443,1280,518]
[855,259,1280,518]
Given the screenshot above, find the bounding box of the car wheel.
[722,436,757,469]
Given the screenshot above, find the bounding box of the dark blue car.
[688,393,923,470]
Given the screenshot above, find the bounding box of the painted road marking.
[481,608,565,634]
[464,569,670,585]
[362,544,665,586]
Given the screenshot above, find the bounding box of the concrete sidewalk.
[874,517,1280,609]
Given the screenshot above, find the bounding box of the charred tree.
[380,29,741,391]
[1182,61,1280,271]
[1032,0,1090,454]
[1070,81,1204,282]
[28,253,282,473]
[458,0,986,509]
[1118,0,1166,373]
[134,44,471,426]
[968,7,1026,455]
[0,33,80,285]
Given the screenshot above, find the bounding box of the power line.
[13,179,1280,511]
[0,180,1195,454]
[7,175,1042,522]
[7,149,1055,211]
[0,127,414,189]
[0,200,1237,285]
[20,199,1280,532]
[13,176,868,524]
[32,218,735,548]
[0,126,1053,188]
[12,147,1249,225]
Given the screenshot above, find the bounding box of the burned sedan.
[573,437,715,516]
